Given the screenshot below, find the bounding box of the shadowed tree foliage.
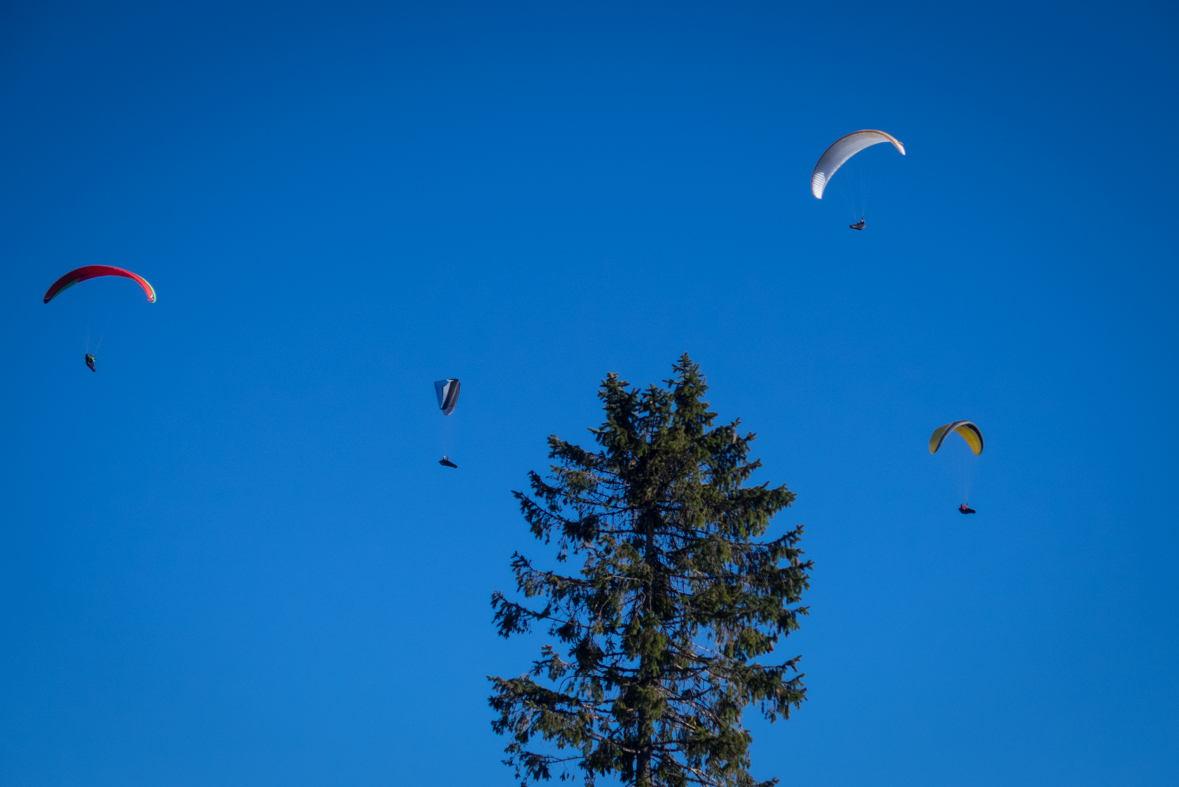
[489,355,812,787]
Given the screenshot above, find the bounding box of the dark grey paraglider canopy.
[434,379,460,415]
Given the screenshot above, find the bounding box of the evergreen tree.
[490,355,812,787]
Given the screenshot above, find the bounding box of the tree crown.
[490,355,811,787]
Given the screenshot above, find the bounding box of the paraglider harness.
[85,353,97,373]
[849,217,865,231]
[439,456,457,469]
[958,503,976,515]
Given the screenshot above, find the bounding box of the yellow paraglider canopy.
[929,421,983,456]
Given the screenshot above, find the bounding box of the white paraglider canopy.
[810,129,905,200]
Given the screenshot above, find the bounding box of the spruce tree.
[490,355,812,787]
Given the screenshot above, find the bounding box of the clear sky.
[2,1,1176,784]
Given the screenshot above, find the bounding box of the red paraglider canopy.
[43,266,156,304]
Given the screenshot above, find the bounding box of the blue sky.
[2,1,1176,784]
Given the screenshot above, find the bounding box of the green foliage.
[489,355,812,787]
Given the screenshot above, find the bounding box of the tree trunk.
[636,508,658,786]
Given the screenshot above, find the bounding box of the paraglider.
[44,266,155,372]
[811,130,905,228]
[434,379,461,467]
[930,420,983,514]
[43,266,156,304]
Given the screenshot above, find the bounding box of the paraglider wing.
[810,130,906,199]
[929,420,984,456]
[43,266,156,304]
[434,379,461,415]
